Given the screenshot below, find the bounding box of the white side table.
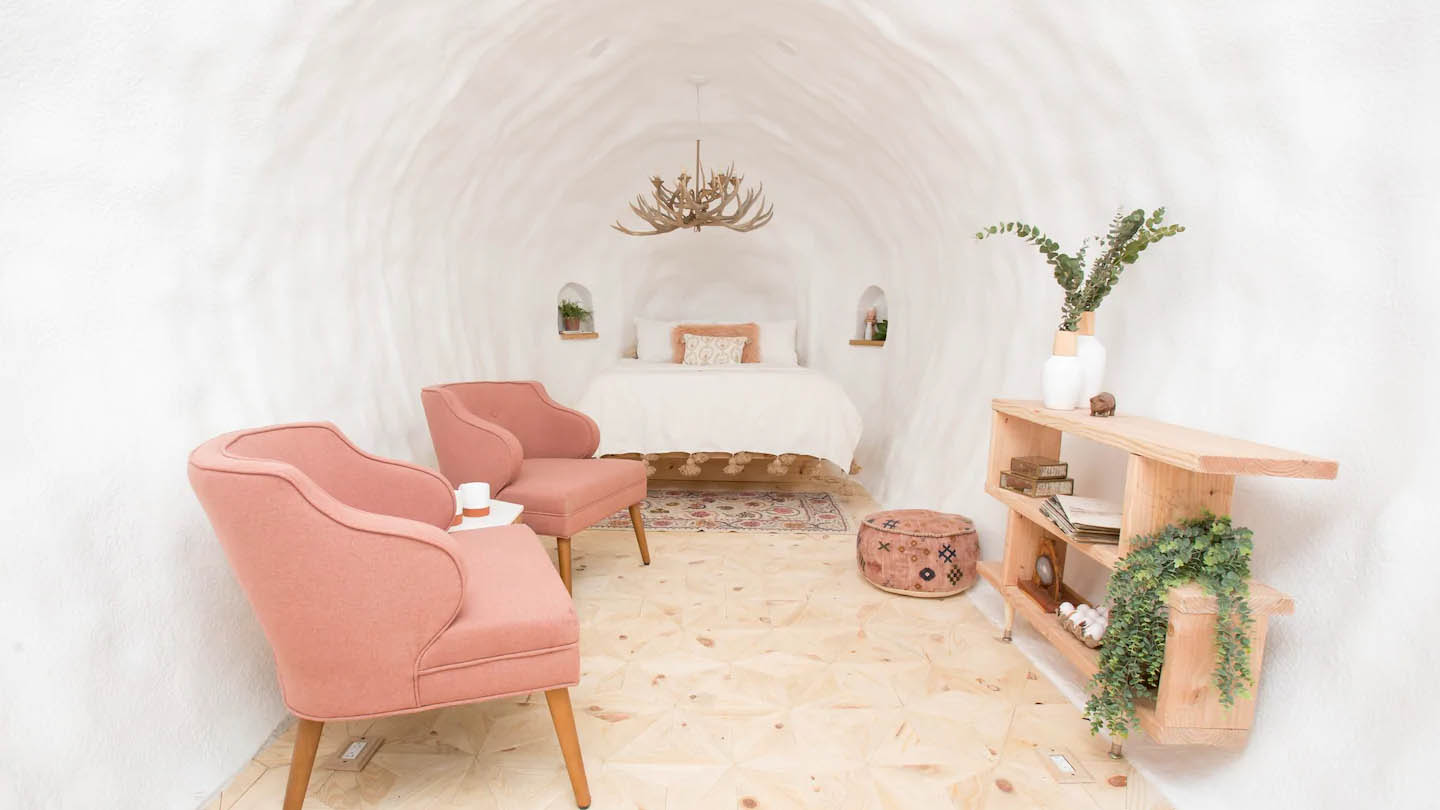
[449,496,524,532]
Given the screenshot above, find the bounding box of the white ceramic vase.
[1042,330,1083,409]
[1074,311,1107,406]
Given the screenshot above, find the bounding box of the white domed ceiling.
[1,1,1435,809]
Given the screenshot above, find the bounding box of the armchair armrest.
[435,381,600,459]
[422,386,526,489]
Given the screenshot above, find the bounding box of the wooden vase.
[1042,330,1082,409]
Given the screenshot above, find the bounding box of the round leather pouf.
[856,509,979,597]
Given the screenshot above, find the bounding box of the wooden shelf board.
[986,485,1122,569]
[849,339,886,346]
[1167,582,1294,616]
[991,399,1338,479]
[985,490,1294,615]
[999,576,1101,680]
[559,331,598,340]
[977,560,1002,590]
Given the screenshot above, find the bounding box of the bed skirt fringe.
[604,451,860,481]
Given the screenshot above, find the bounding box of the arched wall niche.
[555,281,595,335]
[854,284,888,342]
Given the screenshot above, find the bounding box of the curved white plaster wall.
[2,0,1437,808]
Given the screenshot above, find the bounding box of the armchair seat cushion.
[419,525,579,672]
[499,457,647,538]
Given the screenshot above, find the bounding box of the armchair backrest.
[188,423,465,720]
[423,380,599,471]
[421,386,527,490]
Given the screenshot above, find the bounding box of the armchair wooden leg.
[557,536,573,594]
[545,688,592,809]
[282,718,323,810]
[628,504,651,566]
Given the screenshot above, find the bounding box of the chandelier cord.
[694,84,703,182]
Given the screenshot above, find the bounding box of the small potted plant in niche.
[976,208,1184,408]
[558,299,591,333]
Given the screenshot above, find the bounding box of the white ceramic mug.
[459,482,491,517]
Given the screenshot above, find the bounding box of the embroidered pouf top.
[857,509,980,598]
[861,509,974,538]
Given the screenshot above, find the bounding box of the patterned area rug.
[595,489,850,533]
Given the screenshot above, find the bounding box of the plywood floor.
[208,480,1171,810]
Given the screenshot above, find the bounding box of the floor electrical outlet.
[1036,747,1095,784]
[321,736,384,772]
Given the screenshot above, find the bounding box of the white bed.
[577,359,864,472]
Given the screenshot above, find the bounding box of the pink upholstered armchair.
[421,381,649,593]
[188,423,591,810]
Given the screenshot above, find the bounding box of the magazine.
[1039,494,1122,543]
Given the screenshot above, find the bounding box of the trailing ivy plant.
[1084,513,1255,739]
[975,208,1185,331]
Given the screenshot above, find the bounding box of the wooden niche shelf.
[977,399,1335,749]
[559,331,598,340]
[848,339,885,347]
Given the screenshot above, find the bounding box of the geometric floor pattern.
[208,481,1172,810]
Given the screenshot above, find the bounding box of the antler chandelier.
[613,81,773,236]
[613,140,773,235]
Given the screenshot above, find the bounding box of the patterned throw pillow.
[669,322,762,363]
[681,333,748,365]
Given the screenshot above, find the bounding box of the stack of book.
[999,456,1074,497]
[1040,494,1123,544]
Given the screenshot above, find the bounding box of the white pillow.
[756,319,799,365]
[635,318,678,362]
[682,333,748,365]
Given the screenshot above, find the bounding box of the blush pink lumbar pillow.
[670,322,762,363]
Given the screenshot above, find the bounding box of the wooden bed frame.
[602,451,860,483]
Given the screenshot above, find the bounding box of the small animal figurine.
[1090,392,1116,417]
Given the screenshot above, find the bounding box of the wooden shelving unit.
[981,399,1335,748]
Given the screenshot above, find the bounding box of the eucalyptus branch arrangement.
[1084,513,1255,739]
[974,221,1088,329]
[975,208,1185,331]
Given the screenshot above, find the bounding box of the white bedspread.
[577,360,864,471]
